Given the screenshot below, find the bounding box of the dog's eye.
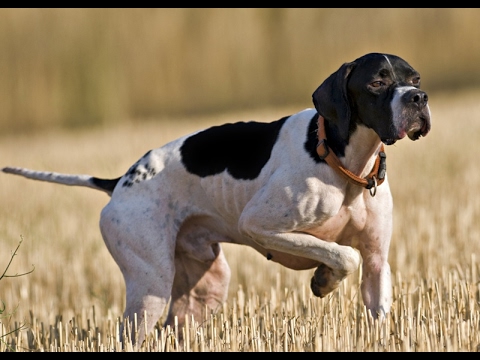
[411,77,420,86]
[370,81,385,88]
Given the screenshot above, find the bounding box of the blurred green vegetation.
[0,8,479,134]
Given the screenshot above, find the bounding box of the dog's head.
[312,53,431,145]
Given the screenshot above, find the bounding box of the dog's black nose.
[407,90,428,106]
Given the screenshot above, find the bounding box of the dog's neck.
[343,124,383,178]
[318,115,386,191]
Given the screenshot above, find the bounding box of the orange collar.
[316,115,386,196]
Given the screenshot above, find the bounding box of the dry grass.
[1,91,480,351]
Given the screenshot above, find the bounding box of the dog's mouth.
[382,115,431,146]
[406,116,431,141]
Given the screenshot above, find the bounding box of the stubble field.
[1,90,480,352]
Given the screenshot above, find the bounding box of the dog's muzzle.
[407,89,430,140]
[383,89,431,145]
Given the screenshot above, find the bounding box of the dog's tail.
[2,166,121,196]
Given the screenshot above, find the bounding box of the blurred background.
[1,8,479,135]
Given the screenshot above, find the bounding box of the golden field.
[1,90,480,351]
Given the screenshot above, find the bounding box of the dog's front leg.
[238,212,361,297]
[355,200,393,320]
[360,258,392,320]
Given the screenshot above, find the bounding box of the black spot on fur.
[304,113,349,163]
[91,177,122,193]
[180,117,289,180]
[122,150,158,188]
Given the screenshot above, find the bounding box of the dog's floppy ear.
[312,62,355,140]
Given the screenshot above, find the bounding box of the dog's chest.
[301,199,368,245]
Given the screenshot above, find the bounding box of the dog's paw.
[310,264,347,297]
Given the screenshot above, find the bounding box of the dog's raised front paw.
[310,263,347,297]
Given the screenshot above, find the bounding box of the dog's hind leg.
[99,199,177,346]
[165,222,231,339]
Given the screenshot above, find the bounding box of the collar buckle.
[316,139,330,160]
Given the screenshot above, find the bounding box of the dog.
[2,53,431,345]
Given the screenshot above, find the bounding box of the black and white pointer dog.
[2,53,431,344]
